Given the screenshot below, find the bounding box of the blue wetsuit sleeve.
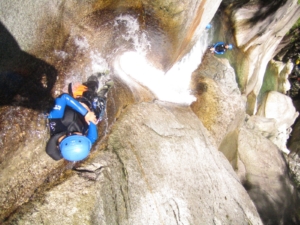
[214,42,224,47]
[48,93,88,119]
[86,123,98,144]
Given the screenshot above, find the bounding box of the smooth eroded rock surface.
[4,102,263,225]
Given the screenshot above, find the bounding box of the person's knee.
[46,148,63,161]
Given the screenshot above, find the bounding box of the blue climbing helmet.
[227,44,233,50]
[60,135,92,161]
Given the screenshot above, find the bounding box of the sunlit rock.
[191,54,246,147]
[244,115,278,139]
[256,91,299,154]
[276,60,293,94]
[259,60,293,101]
[228,0,300,114]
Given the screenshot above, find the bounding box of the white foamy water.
[114,14,151,54]
[90,50,110,74]
[74,36,90,50]
[114,15,212,105]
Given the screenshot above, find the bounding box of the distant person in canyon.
[46,74,114,161]
[209,42,233,55]
[205,23,212,30]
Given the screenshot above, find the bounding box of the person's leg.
[82,76,113,121]
[93,80,113,121]
[46,133,64,160]
[94,97,106,121]
[97,80,114,98]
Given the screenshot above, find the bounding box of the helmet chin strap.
[66,132,82,136]
[58,132,83,144]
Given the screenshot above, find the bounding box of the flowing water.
[0,13,213,161]
[62,14,213,106]
[112,15,213,105]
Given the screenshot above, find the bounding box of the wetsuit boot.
[98,80,114,98]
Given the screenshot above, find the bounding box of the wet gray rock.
[287,114,300,190]
[0,107,65,221]
[4,102,263,225]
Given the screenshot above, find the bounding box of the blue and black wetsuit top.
[46,94,98,160]
[213,42,227,55]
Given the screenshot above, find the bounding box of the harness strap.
[68,83,73,97]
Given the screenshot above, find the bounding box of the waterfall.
[59,14,212,105]
[113,14,212,105]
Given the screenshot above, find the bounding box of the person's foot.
[98,80,114,97]
[103,80,114,90]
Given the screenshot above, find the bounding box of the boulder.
[191,54,246,147]
[259,60,294,100]
[237,125,297,225]
[256,91,299,154]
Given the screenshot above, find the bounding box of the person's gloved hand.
[84,111,97,124]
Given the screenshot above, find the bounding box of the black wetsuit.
[45,79,106,161]
[214,44,227,54]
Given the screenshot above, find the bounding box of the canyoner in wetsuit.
[46,75,114,161]
[209,42,233,55]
